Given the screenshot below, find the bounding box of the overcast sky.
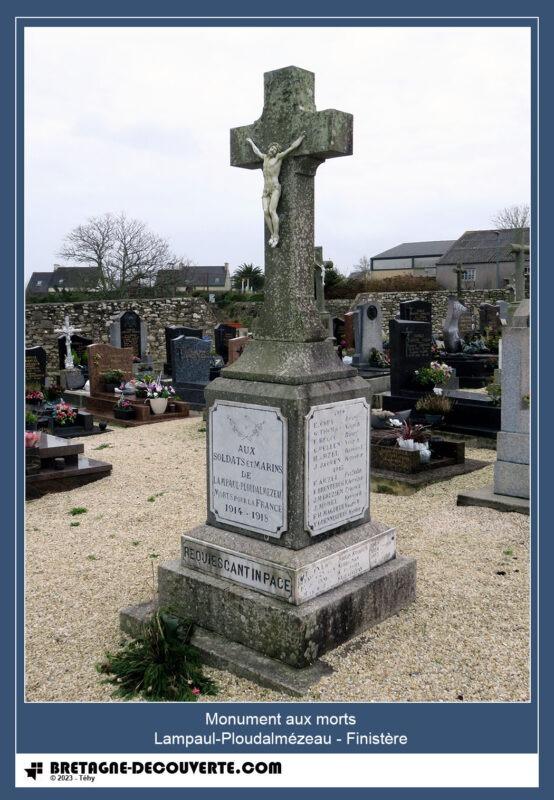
[24,25,530,279]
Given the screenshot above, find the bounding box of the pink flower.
[191,687,201,696]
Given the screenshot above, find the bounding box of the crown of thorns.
[268,142,282,151]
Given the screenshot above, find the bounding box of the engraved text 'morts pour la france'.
[305,397,370,536]
[209,400,287,537]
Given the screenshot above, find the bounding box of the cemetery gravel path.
[25,418,529,703]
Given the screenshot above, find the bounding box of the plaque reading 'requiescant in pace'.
[305,397,370,536]
[209,400,287,537]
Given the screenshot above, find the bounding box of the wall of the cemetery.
[347,289,512,339]
[25,297,218,372]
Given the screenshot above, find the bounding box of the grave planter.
[149,397,168,415]
[114,406,136,421]
[103,382,119,394]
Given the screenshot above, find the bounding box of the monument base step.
[120,600,333,697]
[456,486,530,515]
[153,553,416,668]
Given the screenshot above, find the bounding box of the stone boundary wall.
[26,289,511,373]
[25,297,218,373]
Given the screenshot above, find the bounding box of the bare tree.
[492,203,530,233]
[353,255,372,290]
[59,212,173,294]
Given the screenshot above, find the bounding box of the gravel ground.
[25,417,529,703]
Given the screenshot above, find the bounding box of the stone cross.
[230,66,352,342]
[511,243,529,302]
[453,263,464,296]
[54,315,83,369]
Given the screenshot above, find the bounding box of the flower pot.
[418,446,432,463]
[433,387,443,396]
[149,397,168,415]
[134,388,147,399]
[114,407,136,420]
[104,383,119,393]
[397,438,415,451]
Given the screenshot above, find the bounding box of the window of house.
[36,280,42,286]
[462,269,476,281]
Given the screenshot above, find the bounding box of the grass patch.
[503,548,514,557]
[132,540,141,546]
[147,496,156,503]
[86,554,98,561]
[198,427,206,433]
[70,507,87,516]
[70,522,80,528]
[98,610,217,702]
[93,443,112,451]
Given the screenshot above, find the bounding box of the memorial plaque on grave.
[389,318,432,395]
[25,346,47,387]
[399,299,432,325]
[87,343,134,397]
[164,326,203,371]
[58,333,93,370]
[305,398,370,535]
[120,311,141,358]
[209,400,287,537]
[458,310,474,340]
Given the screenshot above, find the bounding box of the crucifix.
[54,315,83,369]
[230,66,352,342]
[453,263,464,297]
[511,242,529,302]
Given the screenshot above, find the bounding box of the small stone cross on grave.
[230,66,353,342]
[511,243,529,302]
[54,315,83,369]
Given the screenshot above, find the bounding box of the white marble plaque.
[305,398,370,535]
[209,400,287,537]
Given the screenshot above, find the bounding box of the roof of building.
[372,240,456,260]
[436,228,530,266]
[155,265,229,288]
[26,266,101,294]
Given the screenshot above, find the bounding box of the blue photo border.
[2,1,549,797]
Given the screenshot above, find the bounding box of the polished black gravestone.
[398,299,432,325]
[171,335,213,408]
[109,310,148,361]
[164,326,203,374]
[214,323,242,363]
[26,432,112,498]
[389,318,432,396]
[25,346,47,387]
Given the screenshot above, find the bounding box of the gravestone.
[109,310,149,361]
[214,322,243,363]
[343,310,358,349]
[171,335,213,408]
[87,343,134,397]
[25,346,47,387]
[479,303,504,334]
[142,65,415,684]
[333,317,345,343]
[399,299,432,325]
[388,318,432,396]
[314,246,333,338]
[352,301,384,368]
[458,309,475,341]
[164,325,203,373]
[227,335,251,365]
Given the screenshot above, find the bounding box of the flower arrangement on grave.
[483,327,501,354]
[115,396,132,410]
[415,393,453,425]
[368,348,390,368]
[134,374,153,398]
[52,401,77,426]
[113,394,135,420]
[485,382,502,405]
[462,333,489,355]
[45,384,63,402]
[414,361,453,388]
[102,369,125,392]
[25,410,38,431]
[26,389,44,404]
[385,420,431,461]
[25,431,40,448]
[146,381,175,400]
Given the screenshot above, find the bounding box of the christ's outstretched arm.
[277,132,306,161]
[246,138,266,159]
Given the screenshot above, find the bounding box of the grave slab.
[456,487,530,515]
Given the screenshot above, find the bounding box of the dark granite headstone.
[57,333,93,370]
[479,303,503,334]
[332,317,345,343]
[25,346,47,387]
[109,310,148,360]
[171,336,213,407]
[164,326,203,373]
[343,310,358,349]
[214,322,242,363]
[398,299,432,325]
[389,319,432,396]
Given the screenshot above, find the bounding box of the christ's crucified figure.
[246,132,306,247]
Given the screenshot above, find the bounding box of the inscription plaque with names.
[209,400,287,537]
[305,397,370,536]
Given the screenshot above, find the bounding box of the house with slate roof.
[26,265,102,296]
[155,263,231,293]
[363,240,456,279]
[435,228,530,290]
